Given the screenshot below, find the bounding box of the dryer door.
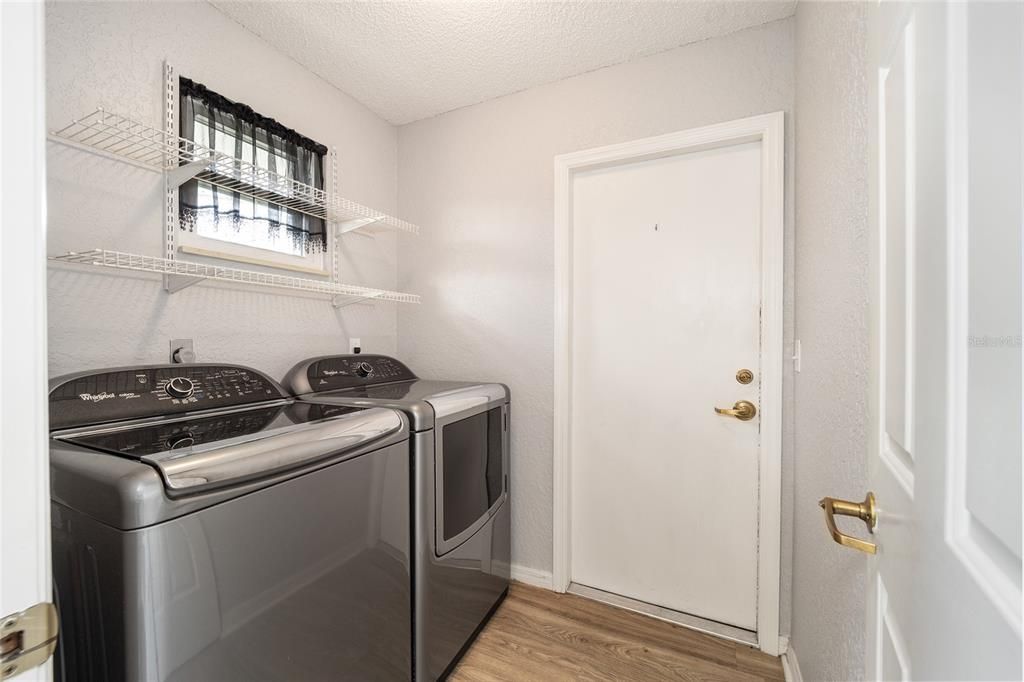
[430,390,508,556]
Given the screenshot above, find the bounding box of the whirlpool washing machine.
[283,355,511,681]
[49,364,412,681]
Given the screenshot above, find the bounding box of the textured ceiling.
[210,1,796,125]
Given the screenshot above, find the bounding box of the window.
[178,77,328,270]
[441,407,505,542]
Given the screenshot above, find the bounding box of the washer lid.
[57,402,403,495]
[300,380,508,431]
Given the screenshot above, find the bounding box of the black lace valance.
[178,77,327,255]
[180,77,328,156]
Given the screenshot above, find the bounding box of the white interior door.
[570,141,762,631]
[0,1,53,680]
[864,1,1023,679]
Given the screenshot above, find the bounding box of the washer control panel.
[302,354,416,392]
[49,364,286,430]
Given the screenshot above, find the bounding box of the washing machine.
[49,363,412,681]
[284,354,511,680]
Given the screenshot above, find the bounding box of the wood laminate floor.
[450,583,785,682]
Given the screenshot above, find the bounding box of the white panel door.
[571,142,762,630]
[865,1,1022,679]
[0,1,53,680]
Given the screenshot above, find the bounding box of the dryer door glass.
[441,406,504,542]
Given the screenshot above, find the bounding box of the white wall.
[791,3,869,680]
[397,18,796,631]
[45,1,399,380]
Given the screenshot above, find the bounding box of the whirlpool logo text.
[78,392,115,402]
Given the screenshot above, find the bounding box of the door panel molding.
[944,0,1023,634]
[878,12,918,497]
[552,112,785,655]
[874,575,911,682]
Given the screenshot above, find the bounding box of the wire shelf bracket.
[338,217,384,235]
[165,156,213,188]
[332,293,378,309]
[165,274,204,294]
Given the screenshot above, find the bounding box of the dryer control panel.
[49,364,286,430]
[299,354,417,392]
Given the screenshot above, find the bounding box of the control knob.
[166,433,195,450]
[355,362,374,378]
[165,377,195,399]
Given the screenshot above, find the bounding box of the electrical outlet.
[170,339,196,364]
[349,337,361,354]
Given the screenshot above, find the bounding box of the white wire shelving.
[50,109,420,236]
[50,250,421,306]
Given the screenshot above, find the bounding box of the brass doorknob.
[818,492,877,554]
[714,400,757,421]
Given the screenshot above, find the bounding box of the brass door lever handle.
[818,492,878,554]
[714,400,757,421]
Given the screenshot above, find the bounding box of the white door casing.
[553,113,785,655]
[0,1,53,680]
[866,2,1022,679]
[570,143,761,631]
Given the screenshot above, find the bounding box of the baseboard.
[781,639,803,682]
[510,563,554,590]
[569,582,758,647]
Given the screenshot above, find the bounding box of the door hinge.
[1,603,58,679]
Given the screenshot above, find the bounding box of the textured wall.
[397,18,796,633]
[791,3,869,680]
[46,1,399,381]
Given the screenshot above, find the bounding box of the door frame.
[552,112,785,656]
[1,1,53,680]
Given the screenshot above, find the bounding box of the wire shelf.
[50,249,421,305]
[50,109,420,236]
